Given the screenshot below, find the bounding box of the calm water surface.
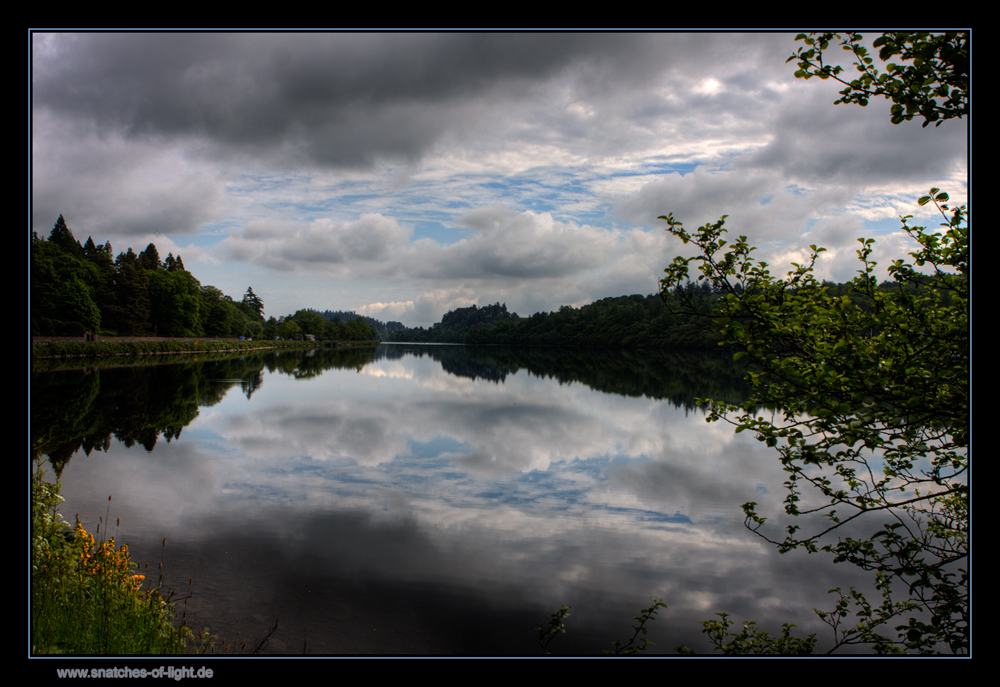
[32,344,872,655]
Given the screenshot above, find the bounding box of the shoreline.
[31,337,380,360]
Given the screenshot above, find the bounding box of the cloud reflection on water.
[54,346,873,654]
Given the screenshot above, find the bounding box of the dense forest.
[34,214,952,351]
[391,290,727,349]
[30,215,379,342]
[391,276,958,350]
[316,310,406,340]
[390,302,525,344]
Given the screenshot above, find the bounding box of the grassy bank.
[30,469,192,655]
[31,337,380,359]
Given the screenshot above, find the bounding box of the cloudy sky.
[31,31,968,327]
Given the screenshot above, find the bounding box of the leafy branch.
[604,598,668,655]
[536,605,571,655]
[788,32,968,127]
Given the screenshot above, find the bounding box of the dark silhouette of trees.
[30,216,268,339]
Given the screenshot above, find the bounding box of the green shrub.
[31,469,191,655]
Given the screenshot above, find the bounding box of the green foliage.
[288,310,379,341]
[656,31,969,653]
[31,215,274,340]
[47,214,83,256]
[32,219,106,335]
[275,316,303,341]
[290,309,327,338]
[56,275,102,333]
[148,269,203,337]
[658,192,968,653]
[536,605,571,655]
[604,598,668,655]
[240,286,265,320]
[112,248,151,336]
[32,337,320,360]
[400,295,726,349]
[676,613,818,656]
[31,468,191,654]
[675,571,924,655]
[394,302,521,344]
[788,32,968,127]
[200,286,242,337]
[536,599,666,656]
[138,242,161,271]
[812,572,921,654]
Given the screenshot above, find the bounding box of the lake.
[31,343,875,655]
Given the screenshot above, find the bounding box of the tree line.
[272,308,379,342]
[32,346,379,477]
[389,272,961,351]
[390,287,767,349]
[31,216,378,342]
[316,309,405,340]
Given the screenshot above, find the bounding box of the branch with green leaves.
[536,605,571,655]
[658,189,968,653]
[788,32,968,127]
[604,598,668,655]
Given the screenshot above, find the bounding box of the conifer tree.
[113,248,151,336]
[138,243,161,271]
[241,287,265,320]
[47,215,83,257]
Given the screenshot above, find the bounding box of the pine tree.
[112,248,151,336]
[138,243,161,271]
[48,215,83,257]
[241,287,264,320]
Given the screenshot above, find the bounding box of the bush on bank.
[31,470,191,655]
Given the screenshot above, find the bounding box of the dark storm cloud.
[32,32,662,168]
[32,32,965,321]
[30,32,802,244]
[739,85,968,184]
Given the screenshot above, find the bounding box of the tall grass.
[30,469,192,655]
